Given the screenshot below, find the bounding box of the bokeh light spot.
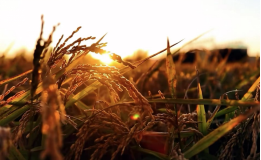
[131,113,140,120]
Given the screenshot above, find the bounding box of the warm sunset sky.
[0,0,260,61]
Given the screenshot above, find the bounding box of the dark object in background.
[173,48,248,64]
[181,51,196,63]
[209,48,248,63]
[173,51,197,63]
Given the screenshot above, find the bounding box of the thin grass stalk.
[184,105,259,159]
[166,38,182,153]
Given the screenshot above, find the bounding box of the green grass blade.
[206,104,220,130]
[8,145,26,160]
[60,89,92,110]
[196,81,207,136]
[206,96,223,130]
[0,105,30,126]
[196,75,208,154]
[65,81,102,108]
[0,81,93,127]
[236,70,259,88]
[215,77,260,118]
[147,98,259,106]
[215,106,239,118]
[2,52,86,106]
[74,100,92,110]
[241,77,260,101]
[184,106,259,159]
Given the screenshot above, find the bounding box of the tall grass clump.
[0,16,260,160]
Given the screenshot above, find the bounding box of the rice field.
[0,16,260,160]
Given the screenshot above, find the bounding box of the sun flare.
[0,1,259,58]
[91,53,113,65]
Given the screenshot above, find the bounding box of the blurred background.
[0,0,260,63]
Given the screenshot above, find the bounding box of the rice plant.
[0,16,259,160]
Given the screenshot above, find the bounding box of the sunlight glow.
[0,0,259,58]
[91,53,113,65]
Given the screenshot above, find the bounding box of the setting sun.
[0,0,259,59]
[0,1,259,159]
[91,53,113,65]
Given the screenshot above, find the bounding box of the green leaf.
[184,106,259,159]
[65,81,102,108]
[8,145,26,160]
[196,84,207,136]
[206,104,220,130]
[147,98,258,106]
[0,105,30,126]
[196,76,208,153]
[216,77,260,118]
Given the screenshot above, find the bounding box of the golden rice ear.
[31,15,58,100]
[0,77,28,106]
[40,71,65,160]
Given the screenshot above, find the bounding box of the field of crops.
[0,16,260,160]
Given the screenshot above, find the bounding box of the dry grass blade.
[133,30,212,87]
[135,39,183,68]
[172,29,213,56]
[120,40,183,74]
[165,38,181,153]
[184,105,260,159]
[136,60,158,85]
[166,38,177,99]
